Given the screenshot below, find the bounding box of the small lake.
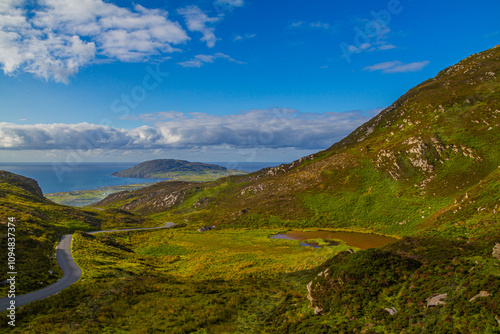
[271,230,397,249]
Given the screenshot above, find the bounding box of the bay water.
[0,162,285,194]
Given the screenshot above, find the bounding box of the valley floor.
[2,225,498,333]
[1,227,350,333]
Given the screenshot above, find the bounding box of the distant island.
[111,159,247,181]
[46,160,248,207]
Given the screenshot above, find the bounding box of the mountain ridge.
[96,44,500,239]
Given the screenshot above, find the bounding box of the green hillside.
[83,45,500,332]
[98,45,500,240]
[0,171,156,295]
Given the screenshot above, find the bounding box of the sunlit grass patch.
[35,227,349,332]
[136,243,192,256]
[52,220,95,232]
[124,228,351,280]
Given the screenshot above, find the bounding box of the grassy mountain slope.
[265,236,500,333]
[97,45,500,239]
[92,180,199,213]
[0,171,155,295]
[87,45,500,331]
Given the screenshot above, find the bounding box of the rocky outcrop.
[384,307,398,315]
[197,225,216,232]
[94,181,197,214]
[426,293,447,307]
[121,189,187,212]
[193,197,211,208]
[306,269,330,315]
[375,135,484,183]
[493,244,500,260]
[264,155,316,177]
[469,291,490,302]
[306,280,323,315]
[240,183,266,196]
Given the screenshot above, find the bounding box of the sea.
[0,162,285,194]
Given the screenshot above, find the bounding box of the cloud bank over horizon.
[0,108,379,153]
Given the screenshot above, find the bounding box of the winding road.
[0,222,175,311]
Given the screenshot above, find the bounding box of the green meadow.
[3,227,351,333]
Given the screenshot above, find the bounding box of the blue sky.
[0,0,499,163]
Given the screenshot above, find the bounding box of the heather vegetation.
[268,236,500,333]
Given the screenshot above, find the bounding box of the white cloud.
[364,60,430,73]
[289,20,335,32]
[233,33,256,41]
[178,52,244,68]
[364,61,400,72]
[309,21,331,30]
[346,41,395,53]
[342,25,396,56]
[378,43,396,51]
[177,60,204,68]
[348,43,372,53]
[290,21,304,28]
[385,61,430,73]
[0,0,190,82]
[195,54,216,63]
[0,108,375,151]
[215,0,244,7]
[178,6,219,48]
[214,52,245,64]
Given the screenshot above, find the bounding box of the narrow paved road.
[0,222,175,311]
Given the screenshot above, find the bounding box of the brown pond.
[270,230,397,250]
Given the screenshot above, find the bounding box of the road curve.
[0,222,175,311]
